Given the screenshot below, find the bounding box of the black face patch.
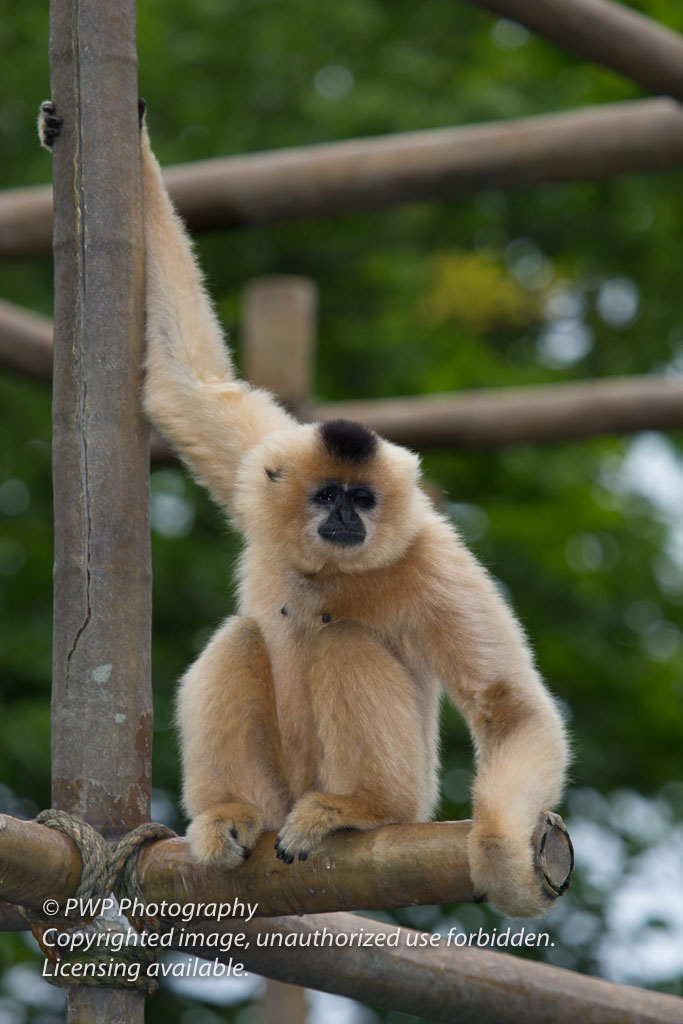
[319,419,377,464]
[311,481,376,548]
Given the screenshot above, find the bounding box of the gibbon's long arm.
[422,529,569,918]
[140,125,294,508]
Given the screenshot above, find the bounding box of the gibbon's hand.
[38,100,62,150]
[39,98,145,148]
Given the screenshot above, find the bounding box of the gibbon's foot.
[38,101,62,149]
[274,791,353,863]
[186,802,263,869]
[468,824,554,919]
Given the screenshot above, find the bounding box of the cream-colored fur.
[141,122,569,918]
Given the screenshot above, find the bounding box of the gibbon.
[40,101,569,919]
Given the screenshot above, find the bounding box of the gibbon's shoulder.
[406,507,496,590]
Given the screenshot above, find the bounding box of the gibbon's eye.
[313,485,341,505]
[352,488,376,511]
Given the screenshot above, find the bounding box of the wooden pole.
[3,301,682,448]
[0,298,53,381]
[259,981,307,1024]
[48,0,149,1019]
[0,821,674,1023]
[242,276,317,408]
[0,812,572,919]
[467,0,683,103]
[305,375,683,448]
[1,812,680,1023]
[241,273,317,1024]
[176,914,683,1024]
[3,97,683,261]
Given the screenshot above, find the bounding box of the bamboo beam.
[48,0,149,1018]
[5,812,681,1021]
[2,293,681,448]
[241,275,318,1020]
[468,0,683,104]
[260,981,307,1024]
[242,276,317,407]
[306,375,683,448]
[0,812,573,919]
[0,298,53,381]
[173,914,683,1024]
[50,0,151,839]
[2,98,683,261]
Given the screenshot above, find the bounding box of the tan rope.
[20,810,176,992]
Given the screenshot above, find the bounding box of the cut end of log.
[534,811,574,898]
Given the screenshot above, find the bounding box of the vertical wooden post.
[242,275,317,409]
[259,980,308,1024]
[48,0,149,1020]
[242,275,317,1024]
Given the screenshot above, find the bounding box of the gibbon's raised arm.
[140,124,294,509]
[419,524,570,918]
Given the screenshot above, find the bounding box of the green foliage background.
[0,0,682,1020]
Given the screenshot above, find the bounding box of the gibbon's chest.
[252,566,423,694]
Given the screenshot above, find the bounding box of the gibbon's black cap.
[319,419,378,464]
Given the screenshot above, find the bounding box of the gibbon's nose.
[338,496,354,525]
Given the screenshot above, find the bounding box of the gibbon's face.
[234,419,426,574]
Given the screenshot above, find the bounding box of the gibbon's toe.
[186,804,263,869]
[274,794,337,863]
[468,827,554,919]
[274,824,314,863]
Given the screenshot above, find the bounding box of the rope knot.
[24,810,176,993]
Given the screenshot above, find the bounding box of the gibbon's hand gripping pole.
[48,0,150,1019]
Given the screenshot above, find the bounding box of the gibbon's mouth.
[318,526,366,547]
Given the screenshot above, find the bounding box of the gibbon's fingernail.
[242,848,251,860]
[274,838,280,850]
[298,851,308,861]
[321,613,331,623]
[229,827,238,839]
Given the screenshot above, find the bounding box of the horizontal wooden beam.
[0,298,53,380]
[2,98,683,261]
[174,913,683,1024]
[2,297,681,449]
[0,811,572,919]
[468,0,683,103]
[3,812,681,1022]
[305,375,683,448]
